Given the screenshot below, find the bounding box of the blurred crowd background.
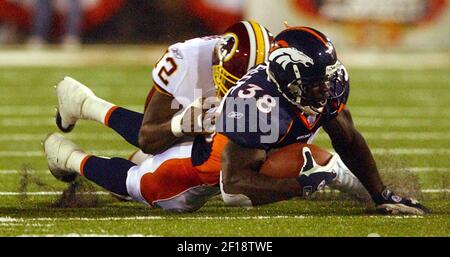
[0,0,448,50]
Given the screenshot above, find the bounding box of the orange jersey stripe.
[79,155,93,176]
[104,106,120,127]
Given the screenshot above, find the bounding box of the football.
[260,143,333,178]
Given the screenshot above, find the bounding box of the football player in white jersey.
[43,21,273,212]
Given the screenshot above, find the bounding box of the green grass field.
[0,64,449,237]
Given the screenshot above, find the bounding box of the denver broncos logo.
[269,47,314,70]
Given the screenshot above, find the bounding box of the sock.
[105,107,144,148]
[66,150,89,174]
[81,96,115,124]
[82,156,135,196]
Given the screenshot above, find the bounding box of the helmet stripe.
[259,24,270,62]
[242,21,257,71]
[249,20,265,65]
[296,27,328,46]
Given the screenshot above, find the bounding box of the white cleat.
[56,76,96,132]
[43,132,82,182]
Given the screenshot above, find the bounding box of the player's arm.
[139,91,214,155]
[322,107,384,197]
[138,90,180,155]
[221,140,303,206]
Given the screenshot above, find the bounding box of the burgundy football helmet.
[213,20,273,96]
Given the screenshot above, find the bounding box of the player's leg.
[43,133,219,212]
[127,142,220,212]
[43,132,134,196]
[56,76,143,147]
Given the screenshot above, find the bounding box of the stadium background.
[0,0,448,237]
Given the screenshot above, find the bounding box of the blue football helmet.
[267,27,348,115]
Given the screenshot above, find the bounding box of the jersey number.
[238,84,277,114]
[157,57,178,85]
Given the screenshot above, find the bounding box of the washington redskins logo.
[269,47,314,70]
[217,33,239,62]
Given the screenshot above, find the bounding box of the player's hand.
[374,187,430,215]
[296,148,337,197]
[181,97,218,137]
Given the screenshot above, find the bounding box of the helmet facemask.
[212,33,240,97]
[287,79,330,116]
[212,64,239,97]
[272,61,347,116]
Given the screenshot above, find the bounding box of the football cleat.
[56,76,96,132]
[374,188,430,215]
[43,132,82,183]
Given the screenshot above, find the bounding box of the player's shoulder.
[227,64,279,100]
[152,36,220,98]
[168,36,221,58]
[217,64,287,150]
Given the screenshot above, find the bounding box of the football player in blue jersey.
[218,27,429,215]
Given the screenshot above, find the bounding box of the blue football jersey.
[216,64,349,150]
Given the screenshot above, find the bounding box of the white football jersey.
[152,36,221,107]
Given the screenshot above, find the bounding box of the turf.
[0,65,449,237]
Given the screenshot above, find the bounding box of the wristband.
[170,97,204,137]
[170,111,185,137]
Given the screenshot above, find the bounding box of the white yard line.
[370,148,450,155]
[0,192,109,196]
[351,107,447,117]
[1,215,308,222]
[353,118,450,127]
[0,150,134,157]
[0,133,119,141]
[16,234,152,237]
[0,215,427,226]
[399,167,449,173]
